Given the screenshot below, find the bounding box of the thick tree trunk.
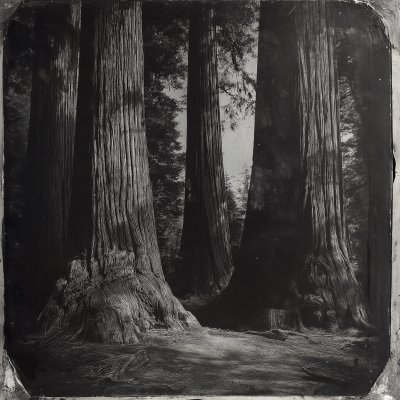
[40,0,198,344]
[197,2,370,332]
[27,1,81,309]
[293,1,369,330]
[180,1,233,295]
[196,2,302,330]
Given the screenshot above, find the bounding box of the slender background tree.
[141,1,258,295]
[180,1,233,296]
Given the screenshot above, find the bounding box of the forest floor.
[9,321,384,397]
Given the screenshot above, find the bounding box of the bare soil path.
[11,327,383,397]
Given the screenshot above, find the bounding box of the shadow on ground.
[8,324,382,397]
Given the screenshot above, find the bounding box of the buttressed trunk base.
[40,257,199,344]
[292,1,370,331]
[39,0,199,343]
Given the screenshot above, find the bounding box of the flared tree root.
[289,254,372,333]
[38,258,200,344]
[197,262,347,334]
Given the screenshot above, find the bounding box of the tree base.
[195,280,346,333]
[39,259,200,344]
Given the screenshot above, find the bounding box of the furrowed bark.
[196,2,303,330]
[180,1,233,295]
[294,2,369,329]
[197,2,372,332]
[27,0,81,309]
[40,0,199,344]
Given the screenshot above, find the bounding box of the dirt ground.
[9,326,383,397]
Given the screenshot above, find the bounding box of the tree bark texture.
[198,2,375,332]
[27,0,81,308]
[40,0,198,344]
[294,1,369,329]
[180,1,233,295]
[196,2,302,329]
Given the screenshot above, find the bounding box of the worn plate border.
[0,0,399,398]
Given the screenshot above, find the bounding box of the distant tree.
[225,175,242,250]
[142,2,257,295]
[180,1,233,296]
[225,166,251,253]
[144,89,185,288]
[237,164,251,214]
[338,74,368,283]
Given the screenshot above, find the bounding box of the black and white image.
[2,0,392,396]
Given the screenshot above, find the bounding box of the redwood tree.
[291,1,369,330]
[27,0,81,309]
[180,1,233,295]
[198,2,369,332]
[40,0,198,344]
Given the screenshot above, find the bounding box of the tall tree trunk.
[27,1,81,309]
[180,1,233,295]
[40,0,198,344]
[198,2,370,332]
[197,2,304,330]
[293,1,369,330]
